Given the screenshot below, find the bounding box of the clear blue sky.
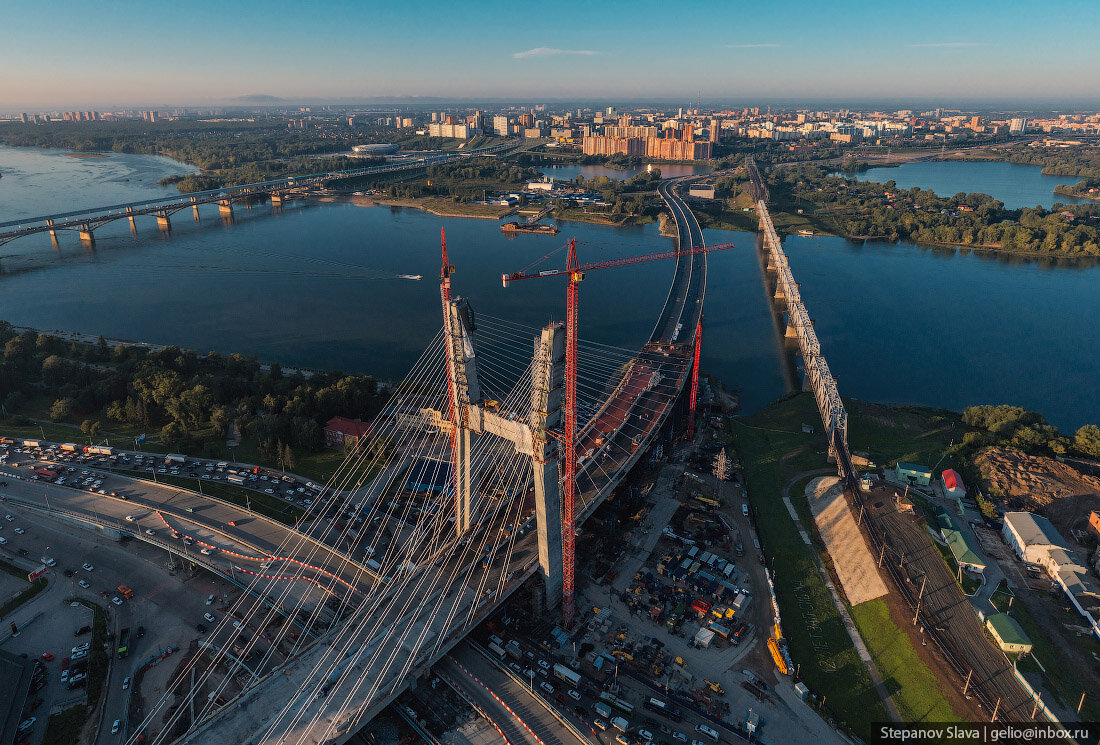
[3,0,1097,108]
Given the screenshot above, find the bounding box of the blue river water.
[854,160,1090,210]
[0,145,1096,431]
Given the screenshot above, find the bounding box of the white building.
[1002,512,1068,565]
[492,115,510,136]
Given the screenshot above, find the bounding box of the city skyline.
[3,0,1099,109]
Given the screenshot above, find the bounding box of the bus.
[644,697,682,721]
[33,468,59,482]
[599,692,634,714]
[487,642,507,660]
[553,663,581,688]
[694,495,720,510]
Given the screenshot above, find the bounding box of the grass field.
[731,392,969,736]
[849,599,963,723]
[730,393,887,740]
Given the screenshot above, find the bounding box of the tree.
[283,443,296,471]
[1074,425,1100,458]
[50,397,74,421]
[81,419,94,434]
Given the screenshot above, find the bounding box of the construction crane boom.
[501,242,732,286]
[503,237,732,628]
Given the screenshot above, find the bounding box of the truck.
[644,697,682,721]
[165,454,187,465]
[118,627,131,657]
[33,468,58,482]
[487,642,507,660]
[60,443,80,452]
[117,585,134,600]
[227,474,246,485]
[505,640,522,660]
[599,692,634,714]
[553,663,581,687]
[611,717,630,732]
[85,445,115,456]
[22,439,41,448]
[594,702,612,719]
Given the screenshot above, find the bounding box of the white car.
[125,515,136,522]
[638,730,654,742]
[206,594,216,605]
[13,527,23,534]
[77,579,90,589]
[0,537,6,545]
[567,689,581,701]
[112,719,121,734]
[145,529,156,536]
[672,734,688,743]
[112,596,123,606]
[71,649,88,661]
[539,681,554,694]
[122,677,131,690]
[72,642,89,654]
[200,547,213,555]
[82,563,94,572]
[204,612,217,623]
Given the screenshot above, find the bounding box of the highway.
[160,177,712,745]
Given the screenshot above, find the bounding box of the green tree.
[1074,425,1100,458]
[50,397,74,421]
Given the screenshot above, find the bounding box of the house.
[895,461,932,486]
[323,416,371,449]
[937,509,986,573]
[985,613,1032,654]
[941,469,966,500]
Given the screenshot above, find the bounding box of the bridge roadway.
[0,458,373,600]
[168,178,709,745]
[0,143,512,246]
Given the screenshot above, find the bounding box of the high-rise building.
[709,118,721,143]
[492,115,510,136]
[19,112,28,123]
[1009,118,1028,134]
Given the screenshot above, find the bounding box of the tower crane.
[503,237,732,627]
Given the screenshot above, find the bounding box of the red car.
[61,657,70,669]
[40,652,54,661]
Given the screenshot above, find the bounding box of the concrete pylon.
[530,323,566,608]
[156,211,171,232]
[271,193,284,207]
[47,219,59,248]
[192,197,201,221]
[127,207,138,233]
[79,225,95,248]
[218,199,234,219]
[443,297,482,535]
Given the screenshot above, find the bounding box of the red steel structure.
[687,317,702,439]
[504,239,731,627]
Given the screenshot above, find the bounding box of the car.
[233,620,243,629]
[594,719,609,731]
[0,536,6,545]
[5,514,14,521]
[616,736,632,745]
[71,649,88,661]
[539,681,554,694]
[82,563,94,572]
[567,689,581,701]
[111,719,121,734]
[204,612,217,622]
[145,529,156,536]
[672,734,688,743]
[111,596,123,606]
[40,652,54,661]
[200,547,214,555]
[537,659,550,670]
[60,668,70,683]
[125,515,136,522]
[77,579,90,589]
[264,488,274,494]
[206,594,216,605]
[72,643,90,654]
[638,730,654,742]
[524,668,536,678]
[122,677,130,690]
[13,527,24,534]
[694,724,720,742]
[509,662,522,674]
[18,717,36,732]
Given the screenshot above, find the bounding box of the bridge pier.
[126,207,137,233]
[270,193,284,207]
[192,197,201,221]
[218,199,234,219]
[156,212,171,232]
[79,228,95,248]
[784,316,799,339]
[773,283,786,301]
[531,323,566,608]
[46,219,59,248]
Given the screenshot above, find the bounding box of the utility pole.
[878,542,886,567]
[963,669,972,696]
[991,697,1001,722]
[913,576,926,625]
[1077,689,1086,714]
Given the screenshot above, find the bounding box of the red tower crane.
[687,317,703,440]
[503,238,732,628]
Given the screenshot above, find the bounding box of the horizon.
[3,0,1098,109]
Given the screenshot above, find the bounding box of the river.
[0,144,1096,431]
[854,160,1090,210]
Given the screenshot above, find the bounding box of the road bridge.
[0,143,512,248]
[137,178,710,745]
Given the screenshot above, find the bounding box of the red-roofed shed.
[324,416,371,449]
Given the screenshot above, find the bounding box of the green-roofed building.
[937,510,987,573]
[895,461,932,486]
[985,613,1032,654]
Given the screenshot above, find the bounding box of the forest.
[0,323,386,465]
[771,165,1100,256]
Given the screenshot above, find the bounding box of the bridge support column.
[218,199,234,219]
[79,226,95,248]
[156,212,171,232]
[126,207,137,233]
[270,193,284,207]
[784,316,799,339]
[47,219,59,248]
[443,297,483,536]
[191,197,200,221]
[530,323,566,608]
[773,283,785,302]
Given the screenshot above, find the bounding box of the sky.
[2,0,1098,109]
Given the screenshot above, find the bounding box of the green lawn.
[0,578,47,619]
[730,393,888,741]
[849,599,963,723]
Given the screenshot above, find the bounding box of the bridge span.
[0,142,511,248]
[142,177,710,745]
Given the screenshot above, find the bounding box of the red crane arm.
[502,242,733,285]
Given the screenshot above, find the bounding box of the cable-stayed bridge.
[124,177,713,745]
